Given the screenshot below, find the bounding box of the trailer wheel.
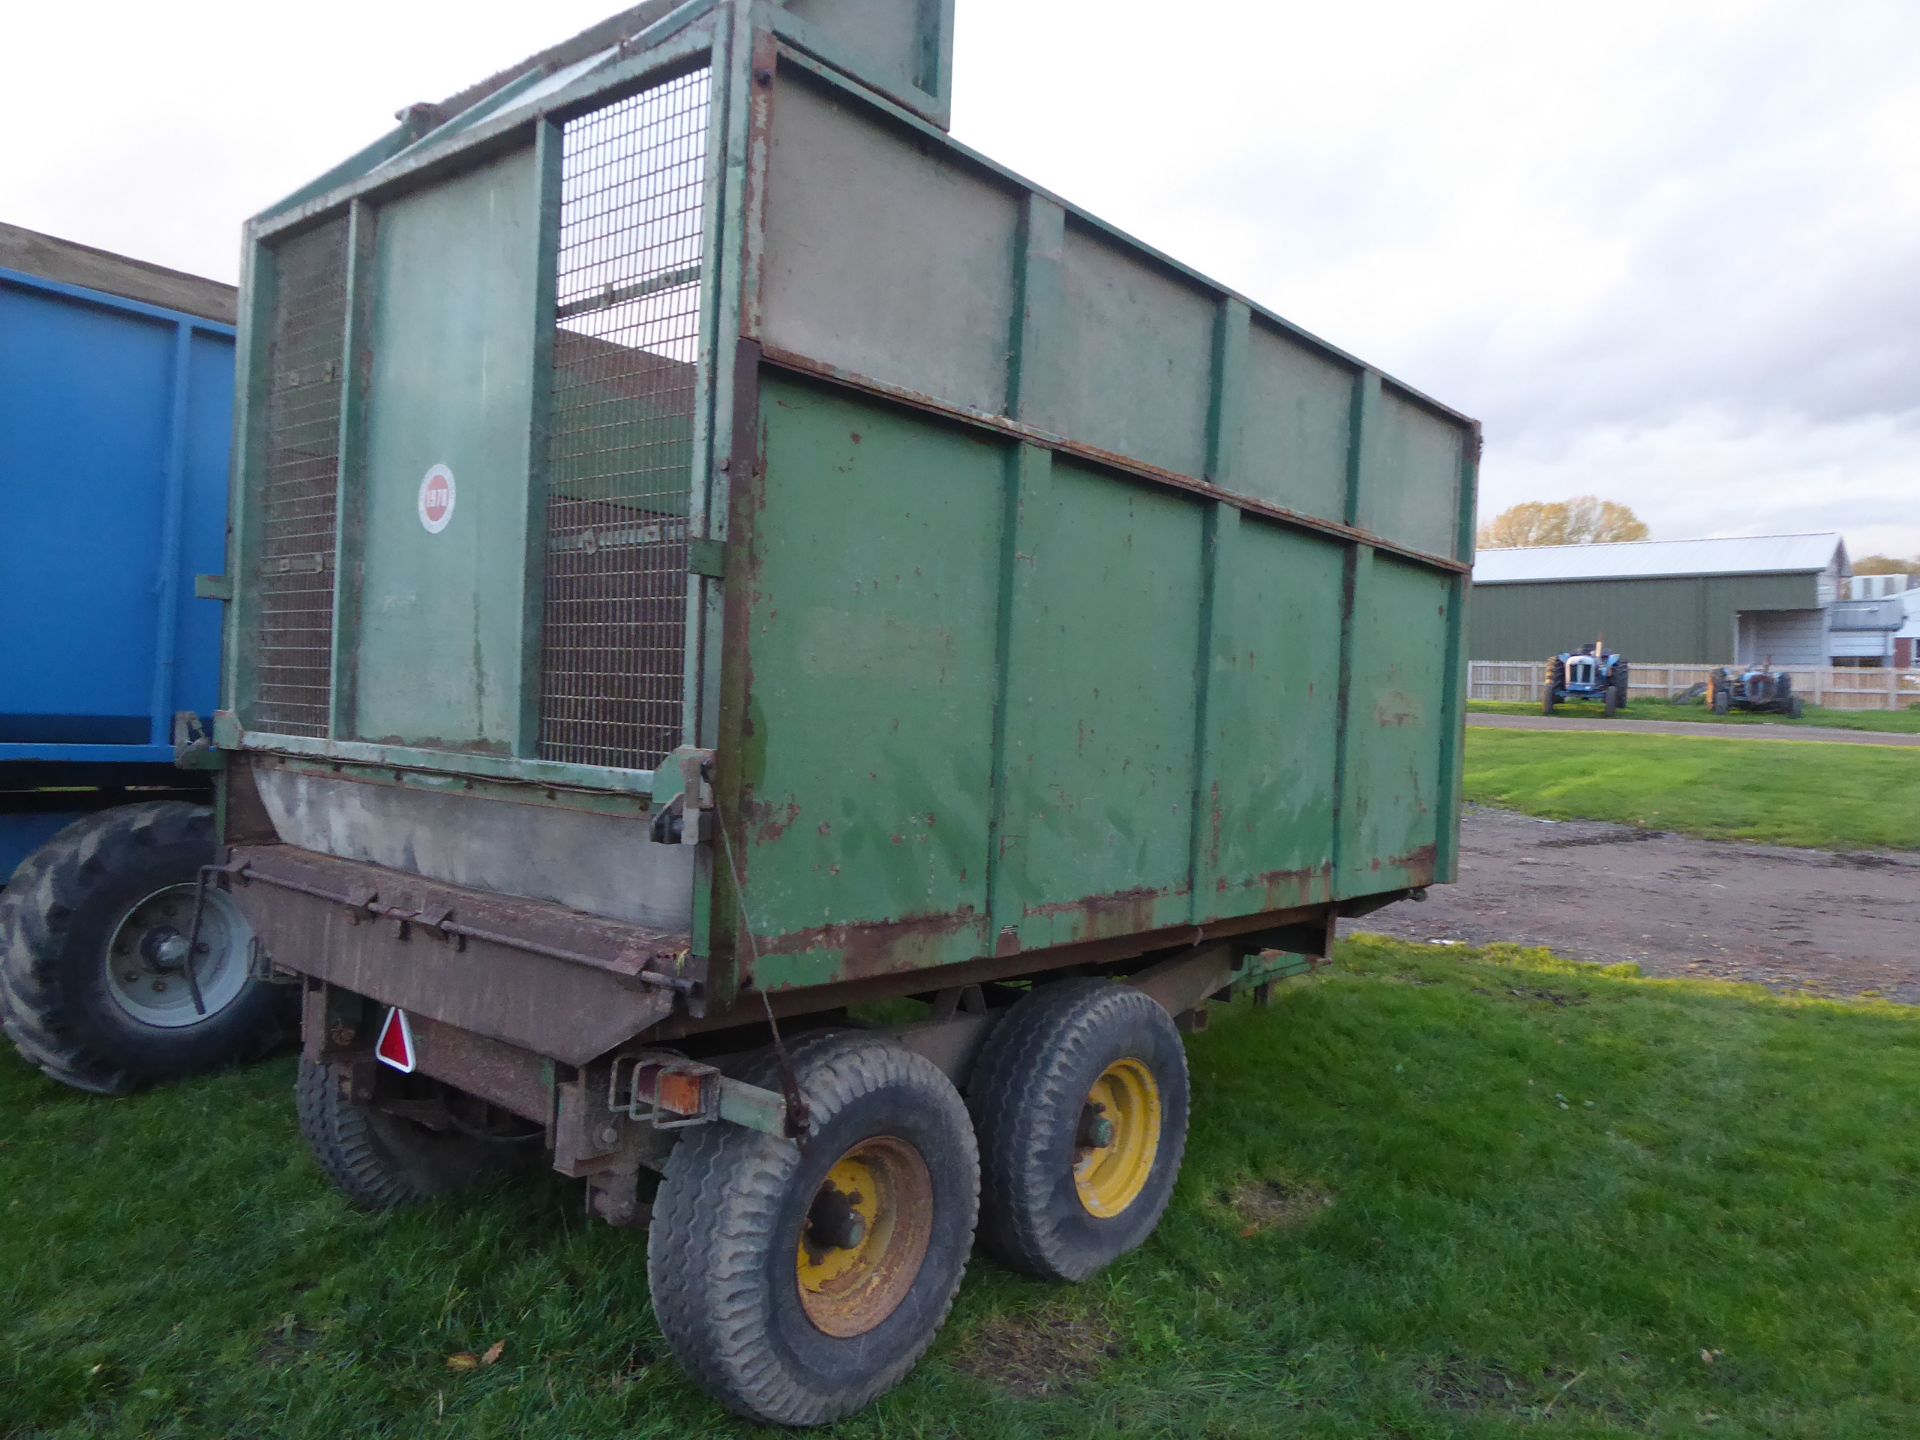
[0,803,285,1094]
[295,1058,530,1210]
[967,978,1190,1282]
[648,1032,979,1427]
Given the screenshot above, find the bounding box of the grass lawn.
[1468,698,1920,735]
[1464,728,1920,851]
[7,938,1920,1438]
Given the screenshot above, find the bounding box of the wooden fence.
[1469,661,1920,712]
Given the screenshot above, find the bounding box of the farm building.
[1470,533,1849,664]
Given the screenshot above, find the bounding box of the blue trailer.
[1,222,284,1092]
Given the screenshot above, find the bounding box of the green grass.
[8,938,1920,1438]
[1464,728,1920,851]
[1468,698,1920,734]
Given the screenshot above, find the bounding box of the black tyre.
[0,803,285,1094]
[1603,684,1619,718]
[968,978,1190,1282]
[1788,696,1805,719]
[1613,663,1630,707]
[648,1032,979,1427]
[296,1057,530,1210]
[1542,687,1557,716]
[1712,688,1730,715]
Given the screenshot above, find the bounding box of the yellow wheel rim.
[795,1136,933,1338]
[1073,1058,1162,1218]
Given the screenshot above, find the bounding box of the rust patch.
[746,796,801,845]
[755,906,985,980]
[1385,843,1438,883]
[953,1303,1121,1400]
[1023,886,1172,944]
[1373,693,1420,727]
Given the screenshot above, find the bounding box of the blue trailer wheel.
[0,803,287,1093]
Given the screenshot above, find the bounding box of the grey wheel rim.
[102,884,252,1028]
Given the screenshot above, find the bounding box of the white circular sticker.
[418,464,456,534]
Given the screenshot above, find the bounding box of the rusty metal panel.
[228,845,682,1065]
[758,74,1018,416]
[251,218,349,737]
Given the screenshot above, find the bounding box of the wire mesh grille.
[539,66,710,770]
[252,218,348,736]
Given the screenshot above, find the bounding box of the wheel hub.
[103,884,252,1029]
[795,1136,934,1338]
[1073,1058,1162,1219]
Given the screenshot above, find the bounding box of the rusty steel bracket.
[607,1050,790,1138]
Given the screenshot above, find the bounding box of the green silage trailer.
[209,0,1479,1423]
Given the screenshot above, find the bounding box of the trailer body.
[0,225,235,873]
[219,1,1476,1025]
[212,1,1478,1418]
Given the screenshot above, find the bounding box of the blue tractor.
[1543,639,1629,717]
[1,223,287,1093]
[1707,663,1803,718]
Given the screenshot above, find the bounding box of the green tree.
[1477,497,1650,549]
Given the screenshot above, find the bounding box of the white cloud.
[6,0,1914,552]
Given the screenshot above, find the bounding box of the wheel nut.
[1087,1115,1116,1148]
[151,980,168,993]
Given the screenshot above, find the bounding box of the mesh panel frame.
[252,218,349,737]
[537,67,711,773]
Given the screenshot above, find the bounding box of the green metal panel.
[1370,387,1466,562]
[354,148,539,750]
[1202,516,1344,917]
[1469,572,1818,662]
[996,458,1205,949]
[217,4,1481,1018]
[1237,318,1357,525]
[730,375,1002,988]
[1337,553,1452,892]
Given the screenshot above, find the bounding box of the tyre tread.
[0,803,283,1092]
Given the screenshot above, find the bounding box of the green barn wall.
[1469,572,1818,662]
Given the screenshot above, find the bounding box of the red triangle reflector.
[375,1007,415,1073]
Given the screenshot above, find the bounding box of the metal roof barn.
[1471,533,1849,664]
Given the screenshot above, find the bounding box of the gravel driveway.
[1358,806,1920,1001]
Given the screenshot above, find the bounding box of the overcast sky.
[7,0,1915,555]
